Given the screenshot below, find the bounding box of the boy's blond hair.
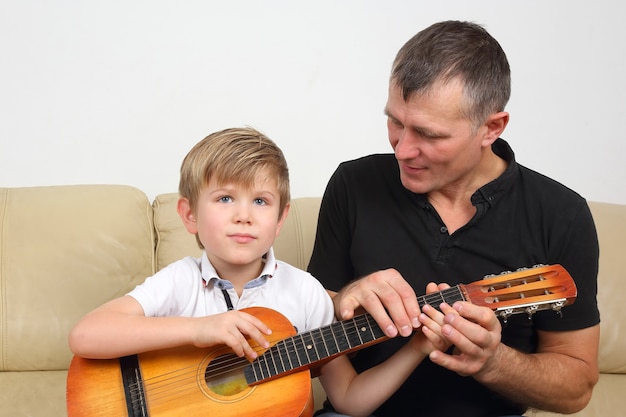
[179,127,291,218]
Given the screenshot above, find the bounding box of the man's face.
[385,80,489,196]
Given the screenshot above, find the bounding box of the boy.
[69,127,449,417]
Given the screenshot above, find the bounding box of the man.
[309,20,600,417]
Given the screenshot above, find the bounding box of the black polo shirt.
[308,138,599,417]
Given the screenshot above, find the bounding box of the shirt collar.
[201,247,278,289]
[471,138,517,207]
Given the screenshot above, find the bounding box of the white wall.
[1,0,625,204]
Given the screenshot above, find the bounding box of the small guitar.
[66,264,576,417]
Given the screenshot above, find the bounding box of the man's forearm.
[475,338,598,413]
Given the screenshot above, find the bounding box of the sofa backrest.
[1,184,623,383]
[0,185,155,371]
[588,201,626,374]
[151,193,322,272]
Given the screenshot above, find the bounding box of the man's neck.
[428,149,507,234]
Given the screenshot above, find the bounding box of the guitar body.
[67,307,313,417]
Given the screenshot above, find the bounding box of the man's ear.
[481,111,509,147]
[177,197,198,234]
[275,202,291,237]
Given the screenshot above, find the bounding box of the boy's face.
[178,174,289,280]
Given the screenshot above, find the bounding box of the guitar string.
[124,273,559,407]
[123,287,467,407]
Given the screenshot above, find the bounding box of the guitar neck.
[245,264,576,385]
[244,285,467,385]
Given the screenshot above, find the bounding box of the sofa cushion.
[0,185,155,371]
[152,193,203,271]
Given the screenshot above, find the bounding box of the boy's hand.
[192,310,272,360]
[407,282,455,356]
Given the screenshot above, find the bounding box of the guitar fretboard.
[244,285,466,384]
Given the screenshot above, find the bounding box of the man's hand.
[428,301,502,376]
[333,269,446,338]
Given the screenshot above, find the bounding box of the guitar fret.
[331,321,350,352]
[300,332,320,363]
[321,325,340,357]
[420,285,464,310]
[295,333,311,365]
[288,336,303,369]
[268,344,279,376]
[343,318,363,348]
[364,314,386,340]
[249,353,264,382]
[273,339,288,375]
[259,350,271,380]
[313,327,330,359]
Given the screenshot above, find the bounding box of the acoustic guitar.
[66,264,576,417]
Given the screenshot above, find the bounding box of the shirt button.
[440,226,448,234]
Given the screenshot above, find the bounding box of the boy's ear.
[177,197,198,234]
[275,202,291,237]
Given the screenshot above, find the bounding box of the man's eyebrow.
[384,107,449,139]
[413,126,448,139]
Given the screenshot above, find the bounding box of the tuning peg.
[551,301,566,318]
[498,308,514,325]
[525,304,539,320]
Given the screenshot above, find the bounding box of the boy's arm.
[317,302,452,417]
[68,295,272,360]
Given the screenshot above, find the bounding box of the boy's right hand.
[192,310,273,361]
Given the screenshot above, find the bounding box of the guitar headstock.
[461,264,577,320]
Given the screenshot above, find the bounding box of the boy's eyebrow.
[209,185,278,197]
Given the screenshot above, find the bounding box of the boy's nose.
[234,205,252,223]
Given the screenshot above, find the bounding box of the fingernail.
[412,317,421,328]
[401,325,412,336]
[386,325,398,337]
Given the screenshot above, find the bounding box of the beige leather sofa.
[0,184,624,416]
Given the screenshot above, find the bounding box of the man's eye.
[389,118,403,128]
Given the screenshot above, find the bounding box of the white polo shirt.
[127,248,334,334]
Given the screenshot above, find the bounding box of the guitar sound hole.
[204,353,249,397]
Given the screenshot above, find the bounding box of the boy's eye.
[253,198,267,206]
[219,196,233,203]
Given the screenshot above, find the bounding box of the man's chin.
[400,176,430,195]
